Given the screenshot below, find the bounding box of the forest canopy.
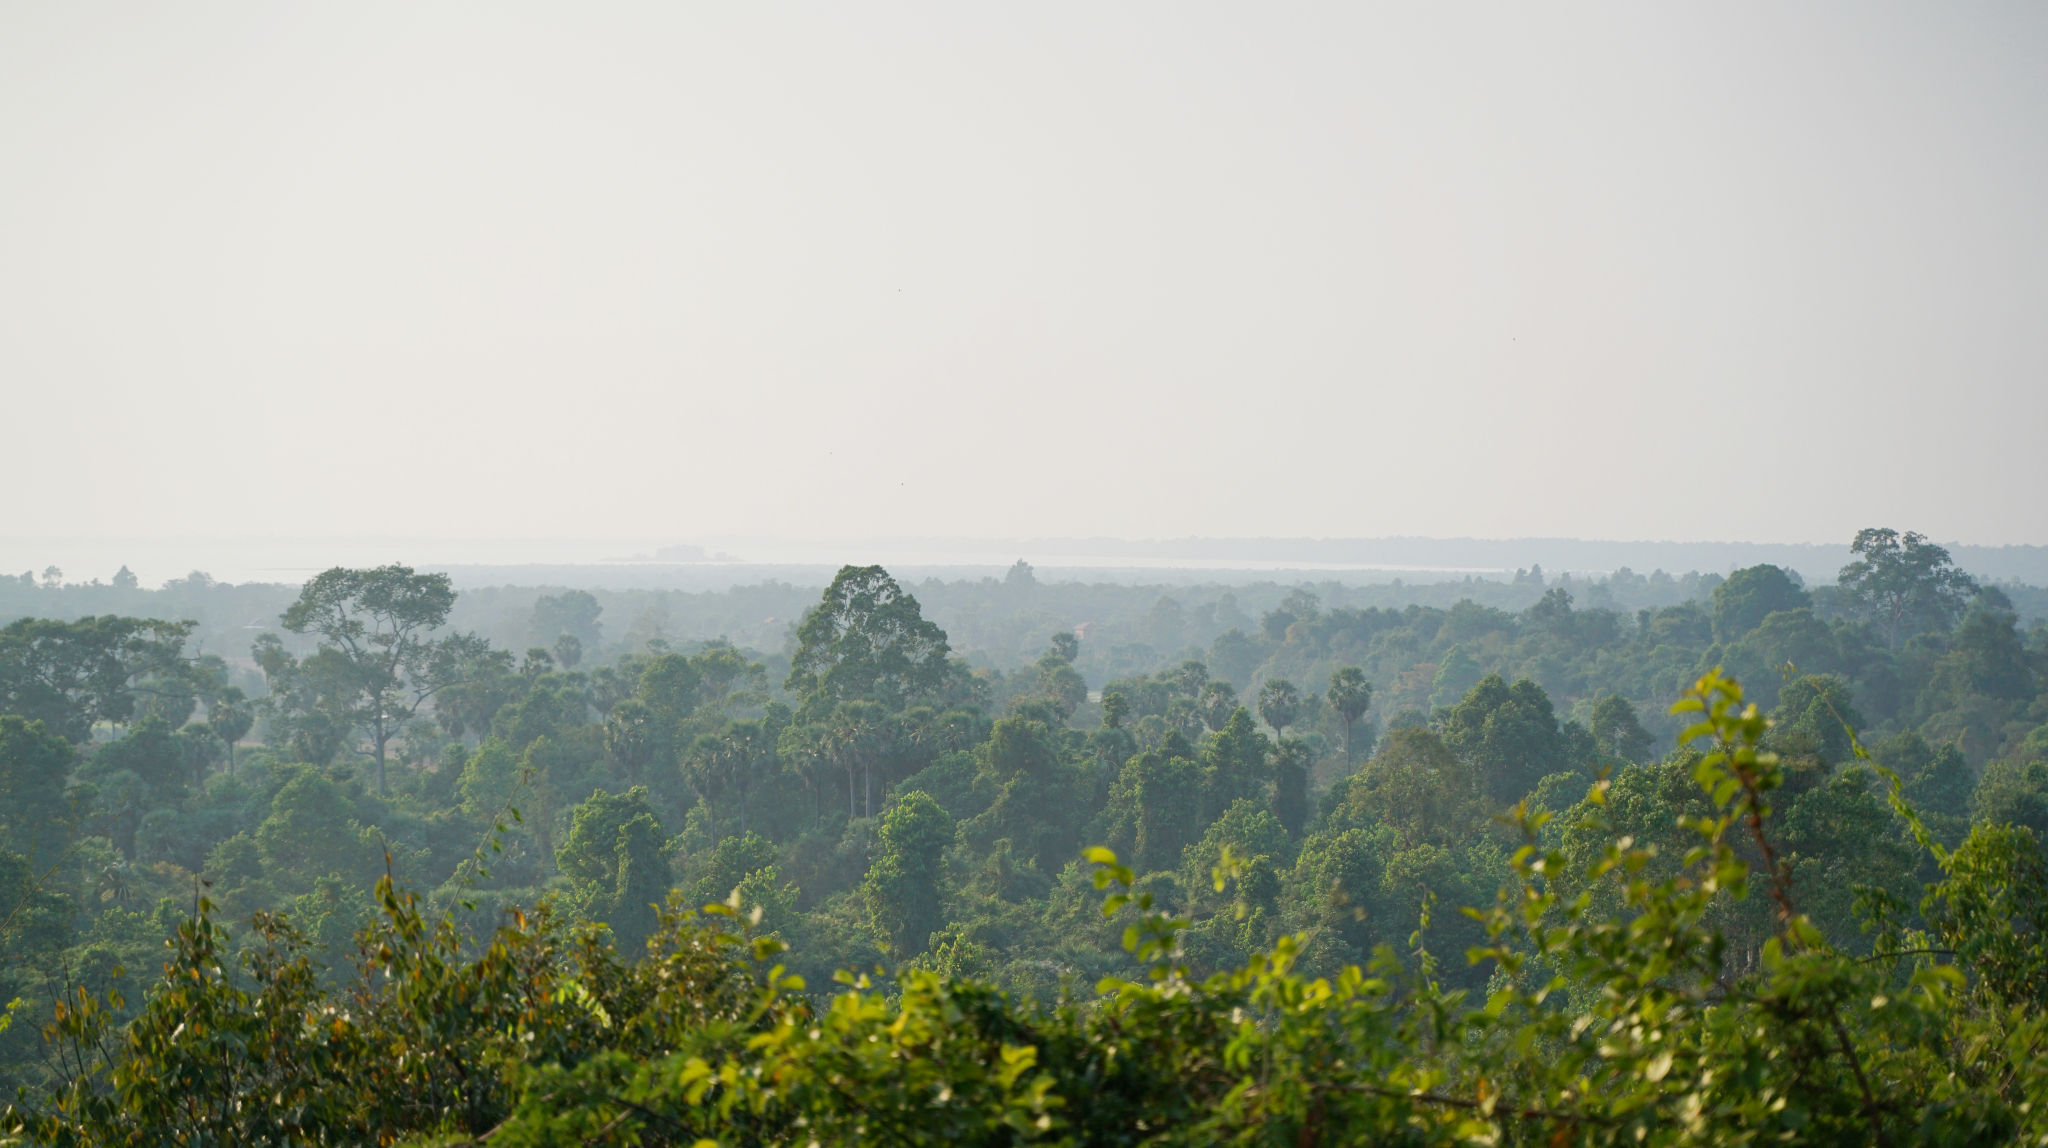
[1,530,2047,1144]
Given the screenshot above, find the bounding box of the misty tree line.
[2,526,2048,1143]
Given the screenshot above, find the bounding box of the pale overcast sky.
[3,3,2045,548]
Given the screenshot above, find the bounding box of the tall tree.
[681,734,731,845]
[1908,742,1976,822]
[1588,694,1654,762]
[683,719,779,841]
[1199,681,1238,733]
[638,653,702,725]
[1037,654,1089,718]
[1711,564,1810,643]
[1257,679,1301,738]
[555,786,671,953]
[273,565,487,794]
[252,637,358,765]
[528,590,604,650]
[1202,707,1272,819]
[1950,601,2035,701]
[828,701,894,821]
[1770,674,1866,765]
[91,714,188,802]
[0,616,196,741]
[786,566,952,716]
[1047,631,1079,664]
[1270,737,1312,837]
[602,699,658,784]
[432,646,519,744]
[717,719,776,837]
[1100,690,1129,730]
[1325,667,1374,764]
[205,686,254,776]
[861,791,954,960]
[692,642,767,717]
[1837,528,1978,648]
[1440,674,1568,805]
[550,634,584,670]
[776,721,840,828]
[0,715,73,866]
[1125,749,1202,874]
[1034,631,1089,718]
[1339,726,1487,850]
[1208,629,1259,686]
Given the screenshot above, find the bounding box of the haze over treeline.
[4,524,2048,1141]
[5,0,2048,1141]
[13,534,2048,593]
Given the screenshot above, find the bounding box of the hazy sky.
[4,3,2045,547]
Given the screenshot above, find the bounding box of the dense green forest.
[3,526,2048,1144]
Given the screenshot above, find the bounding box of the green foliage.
[1255,678,1300,736]
[0,717,72,865]
[787,565,955,716]
[689,830,780,908]
[204,686,253,773]
[1770,673,1865,764]
[253,768,378,892]
[1109,747,1203,875]
[0,615,195,742]
[1950,602,2036,700]
[863,791,955,959]
[1919,822,2048,1008]
[0,851,71,1010]
[1323,666,1373,763]
[269,564,485,793]
[1199,707,1270,818]
[1269,738,1311,837]
[965,716,1079,871]
[1971,757,2048,840]
[1179,798,1290,906]
[1197,679,1236,732]
[1428,643,1483,709]
[1588,693,1653,761]
[1838,527,1979,647]
[1711,563,1810,642]
[9,526,2048,1143]
[529,589,604,650]
[1440,674,1571,805]
[456,736,523,824]
[1873,730,1974,822]
[1330,726,1486,850]
[8,667,2048,1145]
[638,651,703,722]
[556,786,672,952]
[83,715,185,801]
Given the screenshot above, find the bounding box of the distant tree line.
[0,527,2044,1143]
